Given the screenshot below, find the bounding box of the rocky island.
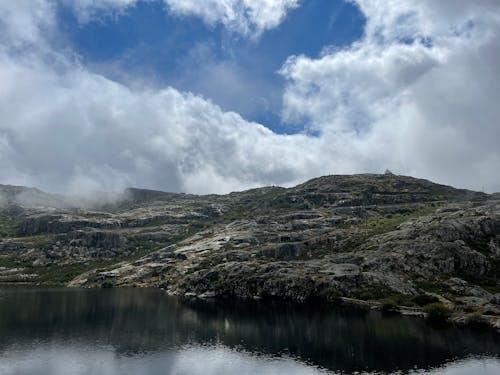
[1,174,499,329]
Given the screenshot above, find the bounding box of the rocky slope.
[1,174,499,328]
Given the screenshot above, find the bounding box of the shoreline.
[1,282,500,331]
[1,281,500,332]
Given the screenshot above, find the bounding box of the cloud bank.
[281,0,500,192]
[0,0,499,195]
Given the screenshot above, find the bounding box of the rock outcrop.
[1,174,499,328]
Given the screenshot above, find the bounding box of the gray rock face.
[68,199,500,318]
[19,214,122,236]
[258,243,305,259]
[66,229,127,249]
[1,174,499,326]
[0,241,27,254]
[45,229,129,261]
[491,294,500,305]
[357,208,500,278]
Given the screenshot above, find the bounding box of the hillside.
[0,174,499,328]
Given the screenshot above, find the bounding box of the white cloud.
[0,0,55,47]
[64,0,299,37]
[0,36,322,194]
[0,0,499,196]
[354,0,500,42]
[62,0,141,22]
[164,0,299,37]
[280,0,500,192]
[0,0,325,195]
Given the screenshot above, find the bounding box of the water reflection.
[0,287,499,374]
[0,345,330,375]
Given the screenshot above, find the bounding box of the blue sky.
[57,0,365,134]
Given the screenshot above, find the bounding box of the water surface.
[0,287,499,374]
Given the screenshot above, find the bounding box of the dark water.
[0,288,499,374]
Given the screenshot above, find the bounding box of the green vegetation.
[457,259,500,294]
[355,285,393,301]
[333,206,440,255]
[0,217,217,286]
[412,294,440,307]
[127,236,170,255]
[366,214,410,234]
[365,206,437,235]
[0,173,497,327]
[16,234,54,248]
[0,255,18,268]
[464,313,490,329]
[218,188,289,221]
[27,260,119,284]
[414,279,450,295]
[378,294,416,307]
[355,287,443,310]
[354,285,415,307]
[315,286,343,303]
[380,299,399,312]
[424,303,452,320]
[126,221,214,257]
[0,214,19,237]
[101,280,114,288]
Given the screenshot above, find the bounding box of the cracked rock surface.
[1,174,499,327]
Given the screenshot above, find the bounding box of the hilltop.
[0,174,499,328]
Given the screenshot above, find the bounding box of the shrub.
[101,281,114,288]
[356,285,393,301]
[465,313,490,329]
[412,294,440,307]
[424,303,452,320]
[380,298,399,313]
[311,286,343,304]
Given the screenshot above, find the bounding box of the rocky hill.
[1,174,499,328]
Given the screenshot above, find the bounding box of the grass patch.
[365,206,437,235]
[414,279,450,295]
[353,285,416,307]
[0,255,18,268]
[412,294,440,306]
[0,214,20,237]
[424,303,452,320]
[333,206,439,254]
[2,218,217,285]
[315,286,344,303]
[360,291,442,309]
[12,234,55,249]
[127,236,169,254]
[26,259,119,285]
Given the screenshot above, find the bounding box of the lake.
[0,287,499,374]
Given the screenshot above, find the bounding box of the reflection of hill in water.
[0,288,499,373]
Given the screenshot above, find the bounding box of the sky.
[0,0,499,195]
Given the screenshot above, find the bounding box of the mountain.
[0,185,67,209]
[0,174,499,329]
